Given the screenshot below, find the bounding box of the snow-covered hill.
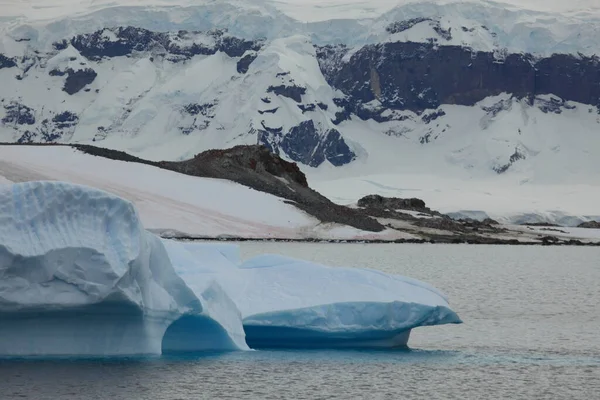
[0,145,399,239]
[1,0,599,223]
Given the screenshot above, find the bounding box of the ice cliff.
[0,181,460,356]
[0,181,248,356]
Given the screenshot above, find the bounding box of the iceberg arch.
[0,181,247,357]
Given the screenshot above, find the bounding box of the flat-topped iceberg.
[164,241,462,349]
[0,181,247,356]
[0,181,460,356]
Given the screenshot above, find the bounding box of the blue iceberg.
[167,243,462,349]
[0,181,460,356]
[0,181,247,357]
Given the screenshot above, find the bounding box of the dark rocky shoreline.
[160,235,600,247]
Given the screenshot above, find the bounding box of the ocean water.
[2,243,599,399]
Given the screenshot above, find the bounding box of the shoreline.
[161,235,600,247]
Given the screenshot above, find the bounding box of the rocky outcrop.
[68,144,383,232]
[63,68,97,95]
[317,42,600,115]
[358,194,430,213]
[68,27,262,62]
[578,221,600,229]
[2,102,35,126]
[0,54,17,69]
[16,111,79,143]
[266,85,306,103]
[273,121,355,167]
[237,52,257,73]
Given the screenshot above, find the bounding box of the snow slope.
[0,145,395,239]
[304,93,600,226]
[0,181,248,356]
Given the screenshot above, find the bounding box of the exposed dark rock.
[259,121,283,135]
[258,108,278,115]
[432,24,452,41]
[274,120,355,167]
[266,85,306,103]
[541,235,560,245]
[70,27,262,62]
[183,103,214,116]
[52,111,79,129]
[421,109,446,123]
[2,102,35,125]
[494,147,526,174]
[237,53,257,73]
[48,68,66,76]
[220,36,262,58]
[522,222,561,227]
[578,221,600,229]
[155,145,384,232]
[279,121,321,166]
[537,96,576,114]
[413,217,466,232]
[298,104,316,113]
[316,129,356,167]
[0,54,17,69]
[317,102,328,110]
[53,40,69,51]
[385,18,432,34]
[482,98,512,117]
[317,41,600,116]
[315,44,349,81]
[358,194,429,212]
[62,68,97,95]
[179,103,215,134]
[15,111,79,144]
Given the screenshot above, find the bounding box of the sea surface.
[2,243,599,399]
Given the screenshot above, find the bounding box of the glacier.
[0,181,460,356]
[0,181,248,356]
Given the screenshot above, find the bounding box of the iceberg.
[0,181,247,356]
[0,181,460,356]
[165,241,462,349]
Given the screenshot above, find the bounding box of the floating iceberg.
[0,181,247,356]
[165,242,462,349]
[0,181,460,356]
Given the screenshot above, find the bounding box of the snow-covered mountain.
[1,0,599,223]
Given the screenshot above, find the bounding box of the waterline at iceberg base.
[0,181,461,357]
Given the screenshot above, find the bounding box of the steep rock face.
[264,121,355,167]
[0,54,17,69]
[68,27,262,61]
[63,68,98,95]
[318,42,600,115]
